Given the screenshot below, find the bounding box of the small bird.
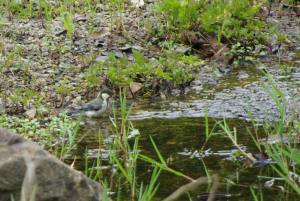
[67,89,113,118]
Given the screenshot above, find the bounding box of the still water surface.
[65,117,300,201]
[65,60,300,200]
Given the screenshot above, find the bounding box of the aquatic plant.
[248,62,300,195]
[219,60,300,198]
[84,90,220,200]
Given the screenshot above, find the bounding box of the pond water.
[64,59,300,200]
[63,116,300,201]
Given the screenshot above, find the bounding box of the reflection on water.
[60,53,300,200]
[64,117,300,201]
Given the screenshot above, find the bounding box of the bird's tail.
[67,110,83,117]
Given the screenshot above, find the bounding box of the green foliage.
[8,88,43,113]
[151,0,279,49]
[0,111,77,141]
[108,0,126,31]
[9,88,23,105]
[9,1,37,19]
[153,0,202,33]
[85,0,98,24]
[241,62,300,196]
[54,84,72,94]
[84,64,101,87]
[102,90,160,200]
[200,0,269,43]
[82,54,103,89]
[43,1,53,28]
[98,50,198,93]
[61,8,75,41]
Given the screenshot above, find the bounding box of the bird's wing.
[82,103,103,111]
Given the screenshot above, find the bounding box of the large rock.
[0,127,109,201]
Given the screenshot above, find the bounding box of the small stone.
[78,74,85,79]
[114,52,123,58]
[74,41,81,46]
[95,56,109,62]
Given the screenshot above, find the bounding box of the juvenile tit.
[67,89,113,118]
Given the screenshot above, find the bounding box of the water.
[63,116,300,200]
[63,59,300,200]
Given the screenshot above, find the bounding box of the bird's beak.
[111,95,117,100]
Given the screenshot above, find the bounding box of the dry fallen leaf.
[50,109,56,115]
[130,82,142,94]
[91,27,111,38]
[25,107,36,119]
